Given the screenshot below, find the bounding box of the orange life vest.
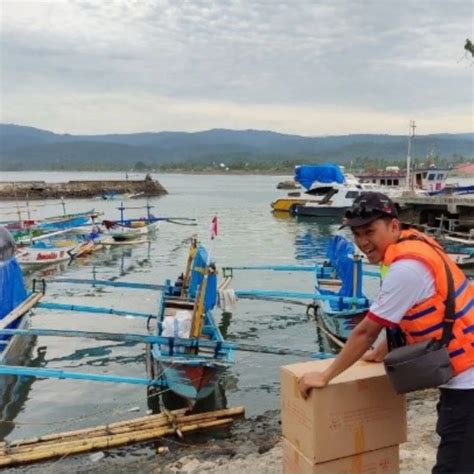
[383,228,474,376]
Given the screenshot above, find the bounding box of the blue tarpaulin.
[324,236,365,310]
[294,164,345,190]
[0,257,27,319]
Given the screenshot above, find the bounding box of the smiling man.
[297,192,474,474]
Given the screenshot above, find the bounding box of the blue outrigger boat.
[0,233,334,417]
[310,236,370,342]
[223,235,373,345]
[148,239,233,405]
[0,256,41,363]
[0,251,44,408]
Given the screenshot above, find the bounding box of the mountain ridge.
[1,123,472,170]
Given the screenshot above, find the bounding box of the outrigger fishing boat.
[147,238,233,405]
[309,236,370,341]
[102,203,199,244]
[16,242,76,266]
[35,209,97,232]
[0,237,44,401]
[15,223,105,266]
[222,235,372,345]
[103,203,159,242]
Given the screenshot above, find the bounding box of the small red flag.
[210,215,218,240]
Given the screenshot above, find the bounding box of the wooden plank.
[0,292,43,331]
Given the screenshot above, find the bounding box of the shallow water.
[0,172,471,446]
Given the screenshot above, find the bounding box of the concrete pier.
[0,174,168,200]
[397,194,474,231]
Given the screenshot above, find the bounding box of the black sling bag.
[383,239,455,394]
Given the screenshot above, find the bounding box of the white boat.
[292,173,401,218]
[104,220,159,242]
[271,164,402,214]
[16,242,76,266]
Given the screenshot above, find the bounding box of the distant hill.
[0,123,472,170]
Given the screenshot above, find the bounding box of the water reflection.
[0,343,47,440]
[293,221,341,262]
[218,312,233,339]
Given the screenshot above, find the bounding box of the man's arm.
[298,317,384,398]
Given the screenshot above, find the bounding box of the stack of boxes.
[281,359,407,473]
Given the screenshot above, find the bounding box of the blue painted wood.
[224,264,318,272]
[0,328,332,359]
[46,278,165,290]
[235,289,368,305]
[223,264,380,277]
[37,302,156,319]
[0,365,163,386]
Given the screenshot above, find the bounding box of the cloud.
[1,0,472,134]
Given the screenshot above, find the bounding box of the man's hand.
[361,341,388,363]
[298,371,329,399]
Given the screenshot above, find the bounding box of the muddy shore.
[7,390,438,473]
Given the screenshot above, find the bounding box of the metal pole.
[406,120,416,192]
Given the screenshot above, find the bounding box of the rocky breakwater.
[0,174,168,200]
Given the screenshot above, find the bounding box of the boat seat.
[165,299,195,310]
[318,278,342,286]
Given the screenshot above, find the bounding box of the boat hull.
[157,359,229,402]
[271,198,309,213]
[0,314,34,400]
[317,306,366,342]
[293,205,349,218]
[16,246,75,266]
[109,222,158,241]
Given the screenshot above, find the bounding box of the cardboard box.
[281,360,406,464]
[283,438,400,474]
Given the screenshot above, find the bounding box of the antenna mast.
[406,120,416,191]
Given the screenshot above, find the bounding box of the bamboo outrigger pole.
[0,406,245,468]
[0,328,334,359]
[2,407,244,451]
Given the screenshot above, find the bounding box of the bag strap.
[397,234,455,346]
[434,248,455,346]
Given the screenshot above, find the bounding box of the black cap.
[340,192,398,228]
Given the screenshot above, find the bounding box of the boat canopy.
[188,246,217,310]
[294,164,345,190]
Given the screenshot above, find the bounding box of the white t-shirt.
[367,259,474,389]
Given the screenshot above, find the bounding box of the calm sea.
[0,172,472,445]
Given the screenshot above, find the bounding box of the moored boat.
[311,236,370,342]
[148,240,233,405]
[16,241,76,266]
[0,229,44,406]
[103,220,158,242]
[272,164,401,216]
[271,164,346,213]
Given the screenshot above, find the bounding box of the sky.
[1,0,473,136]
